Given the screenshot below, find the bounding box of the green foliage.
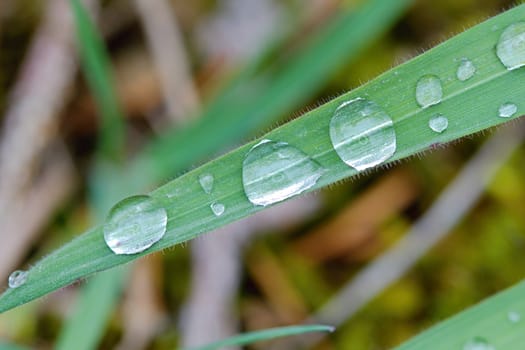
[187,325,334,350]
[1,3,524,316]
[395,279,525,349]
[70,0,124,160]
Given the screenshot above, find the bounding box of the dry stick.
[0,145,76,282]
[291,123,524,349]
[0,0,95,278]
[181,197,322,349]
[133,0,199,123]
[115,254,166,350]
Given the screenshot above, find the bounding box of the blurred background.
[0,0,524,349]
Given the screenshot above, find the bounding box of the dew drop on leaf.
[498,102,518,118]
[456,58,476,81]
[463,336,495,350]
[416,75,443,108]
[508,311,521,323]
[496,22,525,70]
[8,270,27,289]
[199,173,214,194]
[210,202,225,216]
[103,195,167,255]
[429,114,449,133]
[329,97,396,171]
[242,139,324,206]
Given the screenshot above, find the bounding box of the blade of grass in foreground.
[395,279,525,349]
[1,4,525,313]
[187,325,335,350]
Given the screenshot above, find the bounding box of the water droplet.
[463,337,495,350]
[329,98,396,171]
[416,75,443,108]
[242,139,324,206]
[103,195,168,255]
[457,58,476,81]
[429,114,449,133]
[496,22,525,70]
[8,270,27,289]
[498,102,518,118]
[199,174,214,194]
[210,202,225,216]
[508,311,521,323]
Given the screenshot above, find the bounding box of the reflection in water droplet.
[329,98,396,171]
[429,114,449,133]
[242,139,325,206]
[199,174,214,194]
[508,311,521,323]
[496,22,525,70]
[416,75,443,108]
[463,337,495,350]
[8,270,27,289]
[210,202,225,216]
[498,103,518,118]
[103,195,168,255]
[457,58,476,81]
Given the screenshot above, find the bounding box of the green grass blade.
[395,279,525,349]
[186,325,335,350]
[1,4,525,313]
[129,0,414,187]
[0,344,30,350]
[55,268,127,350]
[56,3,129,349]
[70,0,125,160]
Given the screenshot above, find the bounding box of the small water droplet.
[463,337,495,350]
[199,174,214,194]
[429,114,449,133]
[508,311,521,323]
[210,202,225,216]
[329,98,396,171]
[242,139,324,206]
[416,75,443,108]
[498,102,518,118]
[496,22,525,70]
[457,58,476,81]
[8,270,27,289]
[103,195,168,255]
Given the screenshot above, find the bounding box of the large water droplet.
[103,195,168,255]
[210,202,225,216]
[508,311,521,323]
[498,102,518,118]
[416,75,443,108]
[463,337,495,350]
[329,98,396,171]
[8,270,27,289]
[199,174,214,194]
[496,22,525,70]
[457,58,476,81]
[242,139,324,206]
[429,114,449,133]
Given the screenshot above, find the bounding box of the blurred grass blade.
[187,325,335,350]
[55,268,127,350]
[395,279,525,349]
[0,344,30,350]
[1,4,525,313]
[129,0,414,187]
[70,0,125,159]
[56,2,129,350]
